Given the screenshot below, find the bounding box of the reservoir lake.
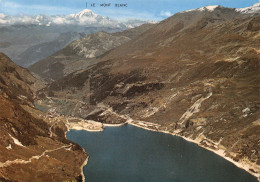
[66,124,258,182]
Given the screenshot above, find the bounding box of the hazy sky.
[0,0,259,20]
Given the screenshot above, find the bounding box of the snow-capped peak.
[237,3,260,14]
[182,5,221,13]
[73,9,98,18]
[198,5,219,12]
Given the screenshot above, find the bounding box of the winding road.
[0,144,72,168]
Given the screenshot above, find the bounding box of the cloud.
[160,10,173,17]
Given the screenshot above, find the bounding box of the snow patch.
[6,144,12,150]
[9,134,24,147]
[198,5,219,12]
[182,5,219,13]
[242,107,250,117]
[242,107,250,113]
[74,9,97,18]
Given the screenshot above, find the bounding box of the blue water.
[67,124,257,182]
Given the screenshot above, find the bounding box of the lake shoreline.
[64,116,259,181]
[126,120,260,181]
[64,119,101,182]
[81,154,89,182]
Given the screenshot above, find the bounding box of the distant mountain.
[15,32,82,67]
[122,19,157,28]
[0,9,148,28]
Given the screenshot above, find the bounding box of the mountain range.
[0,9,149,28]
[0,9,152,67]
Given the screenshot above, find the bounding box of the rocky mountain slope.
[0,24,126,68]
[35,5,260,179]
[29,23,154,81]
[0,53,87,181]
[15,32,83,67]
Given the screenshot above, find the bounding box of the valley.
[32,5,260,180]
[0,2,259,182]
